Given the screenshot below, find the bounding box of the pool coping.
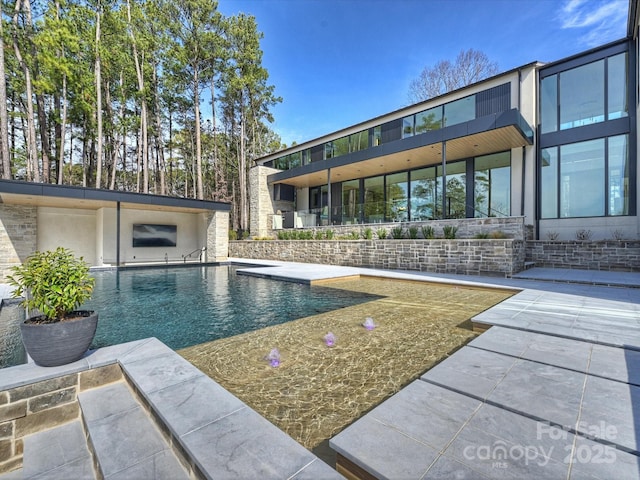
[0,338,341,479]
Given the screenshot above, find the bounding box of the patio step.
[77,381,189,479]
[21,420,95,479]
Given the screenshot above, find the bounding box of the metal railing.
[182,247,207,263]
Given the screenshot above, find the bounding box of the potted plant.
[7,247,97,367]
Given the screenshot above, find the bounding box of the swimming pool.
[0,265,379,367]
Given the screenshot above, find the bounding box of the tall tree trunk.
[12,0,39,182]
[153,62,166,195]
[239,103,247,231]
[126,0,148,193]
[194,74,203,199]
[55,0,67,185]
[94,0,103,188]
[0,1,11,179]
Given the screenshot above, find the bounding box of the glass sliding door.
[364,176,385,223]
[386,172,408,222]
[410,167,438,220]
[474,152,511,217]
[341,180,361,224]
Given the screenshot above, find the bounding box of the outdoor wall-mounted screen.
[132,224,177,247]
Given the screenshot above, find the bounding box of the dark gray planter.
[20,311,98,367]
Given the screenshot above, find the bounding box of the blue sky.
[217,0,628,147]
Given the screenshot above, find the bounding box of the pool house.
[0,180,230,280]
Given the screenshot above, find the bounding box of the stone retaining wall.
[230,239,525,277]
[526,241,640,271]
[0,364,122,474]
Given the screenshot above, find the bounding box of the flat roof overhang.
[0,179,231,213]
[268,109,533,189]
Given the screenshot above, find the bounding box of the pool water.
[84,265,378,350]
[0,265,379,368]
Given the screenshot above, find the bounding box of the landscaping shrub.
[377,228,388,239]
[391,226,405,239]
[443,225,458,239]
[421,225,435,239]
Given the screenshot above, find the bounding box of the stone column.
[0,205,37,281]
[249,165,279,238]
[206,210,229,262]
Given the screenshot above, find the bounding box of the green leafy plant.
[363,227,373,240]
[474,232,490,239]
[443,225,458,239]
[315,230,324,240]
[377,228,388,239]
[391,226,405,239]
[408,226,419,239]
[8,247,95,323]
[325,229,334,240]
[421,225,435,239]
[228,230,238,240]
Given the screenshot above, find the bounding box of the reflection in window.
[560,139,605,217]
[411,167,438,220]
[608,53,628,120]
[540,147,558,219]
[386,172,408,221]
[541,76,558,134]
[373,126,382,146]
[324,142,334,160]
[415,107,443,134]
[349,130,368,153]
[341,180,360,224]
[560,60,605,130]
[364,176,385,223]
[608,135,629,215]
[444,96,475,127]
[443,162,467,218]
[474,152,511,217]
[402,116,414,139]
[333,136,350,157]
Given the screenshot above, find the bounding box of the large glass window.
[474,152,511,217]
[608,134,630,216]
[415,107,443,134]
[560,60,605,130]
[540,148,558,219]
[410,167,438,220]
[333,136,350,157]
[324,142,334,160]
[443,161,467,218]
[608,53,628,120]
[402,116,414,139]
[372,126,381,147]
[386,172,408,221]
[541,76,558,134]
[349,130,368,153]
[341,180,360,224]
[444,96,475,127]
[560,139,605,217]
[364,176,385,223]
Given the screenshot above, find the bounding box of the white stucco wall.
[37,207,97,264]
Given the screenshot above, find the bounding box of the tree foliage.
[408,48,499,103]
[0,0,282,229]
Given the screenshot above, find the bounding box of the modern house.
[251,12,637,243]
[0,180,230,280]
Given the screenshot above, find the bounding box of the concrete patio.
[1,260,639,478]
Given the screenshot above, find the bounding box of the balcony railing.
[275,201,509,229]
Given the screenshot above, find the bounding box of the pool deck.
[2,260,640,479]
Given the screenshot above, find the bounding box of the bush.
[391,226,405,239]
[8,248,95,322]
[325,229,334,240]
[408,226,419,239]
[443,225,458,239]
[229,230,238,241]
[315,230,324,240]
[363,227,373,240]
[421,225,435,239]
[474,232,490,239]
[575,229,593,241]
[489,230,508,239]
[377,228,388,239]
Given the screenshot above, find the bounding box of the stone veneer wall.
[206,210,230,262]
[526,240,640,271]
[0,205,37,282]
[230,239,525,276]
[0,364,122,474]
